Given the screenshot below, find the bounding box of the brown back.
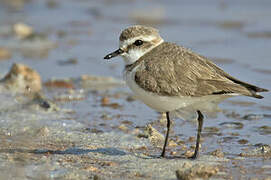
[130,42,268,98]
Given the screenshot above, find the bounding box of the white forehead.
[119,35,157,48]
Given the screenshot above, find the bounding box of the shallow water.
[0,0,270,179]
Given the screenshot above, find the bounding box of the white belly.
[124,67,235,113]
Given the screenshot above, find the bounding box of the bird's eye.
[134,40,143,46]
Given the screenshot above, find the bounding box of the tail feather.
[205,58,268,98]
[252,93,264,99]
[224,76,268,99]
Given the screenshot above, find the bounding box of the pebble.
[240,144,271,157]
[182,162,193,169]
[93,175,102,180]
[126,95,136,102]
[204,126,220,133]
[101,97,110,106]
[222,136,238,143]
[170,151,177,155]
[0,63,42,93]
[100,161,118,167]
[39,99,51,109]
[133,171,149,178]
[242,114,264,120]
[0,47,11,60]
[90,128,103,134]
[57,58,78,66]
[176,164,219,180]
[184,150,194,158]
[225,111,241,119]
[100,114,112,120]
[238,139,249,145]
[30,92,60,111]
[37,126,50,137]
[219,122,244,129]
[118,124,128,132]
[144,124,165,148]
[13,23,33,39]
[101,97,122,109]
[32,93,51,109]
[180,145,187,151]
[121,120,133,125]
[102,103,122,109]
[84,165,99,172]
[187,136,195,142]
[210,149,224,158]
[257,126,271,135]
[44,79,74,89]
[168,139,178,147]
[190,144,201,149]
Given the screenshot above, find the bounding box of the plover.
[104,25,268,159]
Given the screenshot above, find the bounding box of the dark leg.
[161,112,170,157]
[189,110,204,159]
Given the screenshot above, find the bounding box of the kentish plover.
[104,25,268,159]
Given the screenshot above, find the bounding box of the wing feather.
[134,42,267,98]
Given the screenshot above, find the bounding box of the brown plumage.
[128,42,268,99]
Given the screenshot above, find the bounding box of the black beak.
[104,49,124,59]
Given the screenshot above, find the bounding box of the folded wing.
[134,42,268,98]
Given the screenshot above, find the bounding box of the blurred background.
[1,0,271,81]
[0,0,270,179]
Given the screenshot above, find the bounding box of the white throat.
[120,39,164,65]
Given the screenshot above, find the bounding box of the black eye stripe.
[134,40,143,46]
